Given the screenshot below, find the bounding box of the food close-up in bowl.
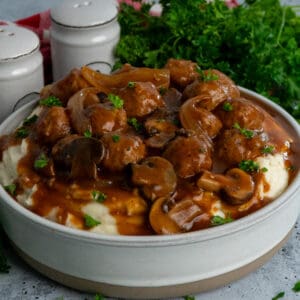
[0,59,298,236]
[0,0,300,299]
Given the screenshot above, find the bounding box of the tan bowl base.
[13,230,292,299]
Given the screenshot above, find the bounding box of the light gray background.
[0,1,299,299]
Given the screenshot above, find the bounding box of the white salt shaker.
[50,0,120,81]
[0,22,44,122]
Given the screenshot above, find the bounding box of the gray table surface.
[0,1,299,299]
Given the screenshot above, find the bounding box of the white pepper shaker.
[0,22,44,122]
[50,0,120,81]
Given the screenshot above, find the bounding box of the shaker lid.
[0,23,40,61]
[50,0,119,28]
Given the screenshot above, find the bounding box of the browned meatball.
[215,98,264,131]
[180,97,222,138]
[132,156,177,201]
[36,107,71,144]
[101,132,146,171]
[183,69,240,111]
[118,82,165,117]
[40,69,90,104]
[165,58,199,90]
[216,129,267,166]
[85,103,127,136]
[163,134,212,178]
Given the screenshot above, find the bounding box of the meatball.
[85,103,127,136]
[216,129,267,166]
[40,69,90,104]
[165,58,199,90]
[163,134,212,178]
[215,98,264,131]
[132,156,177,201]
[36,107,71,144]
[117,82,165,117]
[101,132,146,171]
[182,69,240,111]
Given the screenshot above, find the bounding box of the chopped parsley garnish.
[39,96,62,107]
[293,280,300,292]
[23,114,38,126]
[272,291,285,300]
[84,130,92,138]
[112,134,120,143]
[92,190,107,203]
[127,81,135,88]
[261,145,275,154]
[84,214,101,228]
[198,69,219,82]
[159,87,167,95]
[233,122,254,139]
[183,295,195,300]
[108,93,124,109]
[211,215,233,226]
[15,127,29,138]
[95,294,105,300]
[223,102,233,112]
[4,184,16,196]
[261,167,268,172]
[239,160,260,172]
[128,117,143,132]
[34,153,49,169]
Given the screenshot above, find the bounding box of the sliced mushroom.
[52,135,105,179]
[197,168,255,205]
[131,156,177,201]
[149,197,181,234]
[180,97,222,138]
[67,87,100,135]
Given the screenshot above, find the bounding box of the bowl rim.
[0,87,299,247]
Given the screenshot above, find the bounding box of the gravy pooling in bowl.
[0,59,297,235]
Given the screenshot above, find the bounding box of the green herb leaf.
[4,184,16,196]
[84,130,92,138]
[95,294,105,300]
[211,215,233,226]
[293,280,300,292]
[128,117,143,132]
[272,291,285,300]
[261,145,275,154]
[198,69,219,82]
[84,214,101,228]
[34,153,49,169]
[239,160,260,172]
[39,96,62,107]
[233,122,254,139]
[112,134,120,143]
[127,81,136,88]
[15,127,29,138]
[23,114,38,126]
[183,295,195,300]
[92,190,107,203]
[261,167,268,172]
[108,94,124,109]
[223,102,233,112]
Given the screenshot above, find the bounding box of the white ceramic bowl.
[0,87,299,299]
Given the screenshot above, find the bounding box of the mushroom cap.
[131,156,177,201]
[52,135,105,179]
